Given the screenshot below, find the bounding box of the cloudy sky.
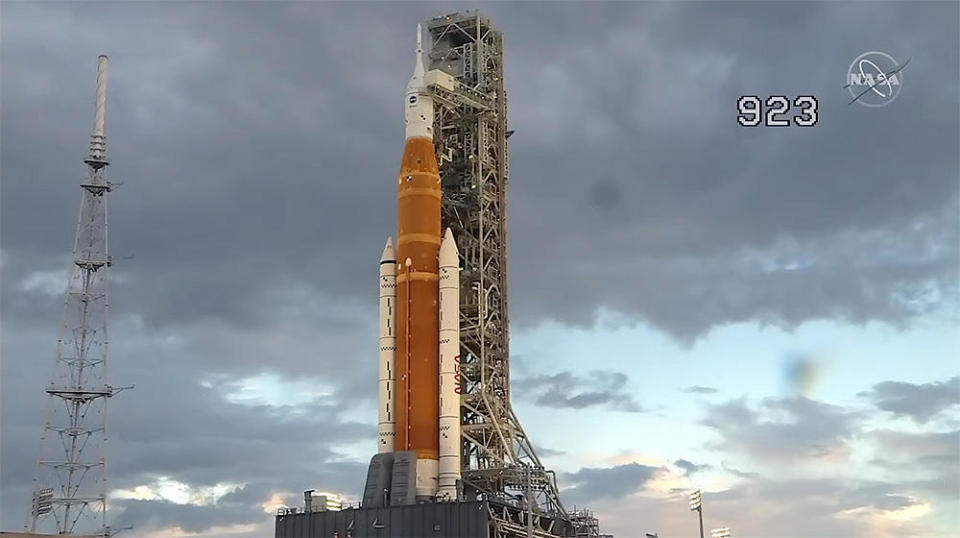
[2,1,958,537]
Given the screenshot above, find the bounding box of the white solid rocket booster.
[378,238,397,452]
[437,228,461,499]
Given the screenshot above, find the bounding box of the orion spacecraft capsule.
[378,25,461,502]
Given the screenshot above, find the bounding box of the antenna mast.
[27,54,126,537]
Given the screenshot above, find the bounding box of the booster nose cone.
[439,228,459,260]
[381,237,396,263]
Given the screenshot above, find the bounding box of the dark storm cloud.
[561,463,662,501]
[0,1,954,354]
[859,376,960,423]
[702,396,862,461]
[1,1,412,335]
[499,1,958,339]
[513,370,643,412]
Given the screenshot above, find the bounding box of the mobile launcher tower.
[276,12,609,538]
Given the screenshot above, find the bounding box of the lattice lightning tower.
[26,55,127,537]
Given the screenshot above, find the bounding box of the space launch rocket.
[378,25,460,502]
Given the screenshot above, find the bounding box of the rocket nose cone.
[381,237,396,262]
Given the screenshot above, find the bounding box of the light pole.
[689,489,704,538]
[711,528,731,538]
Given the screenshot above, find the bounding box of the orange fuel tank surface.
[395,135,441,463]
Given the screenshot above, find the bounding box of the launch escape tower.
[26,55,127,537]
[428,12,582,537]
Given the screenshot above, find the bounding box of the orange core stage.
[395,135,441,465]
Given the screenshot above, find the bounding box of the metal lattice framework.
[426,12,586,537]
[26,55,127,538]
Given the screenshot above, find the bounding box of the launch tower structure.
[26,55,127,537]
[426,11,575,536]
[277,12,611,538]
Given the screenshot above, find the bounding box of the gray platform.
[275,500,491,538]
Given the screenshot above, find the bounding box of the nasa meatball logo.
[845,51,907,107]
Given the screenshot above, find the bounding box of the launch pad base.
[274,499,578,538]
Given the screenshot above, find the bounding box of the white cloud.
[111,477,242,507]
[19,269,67,296]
